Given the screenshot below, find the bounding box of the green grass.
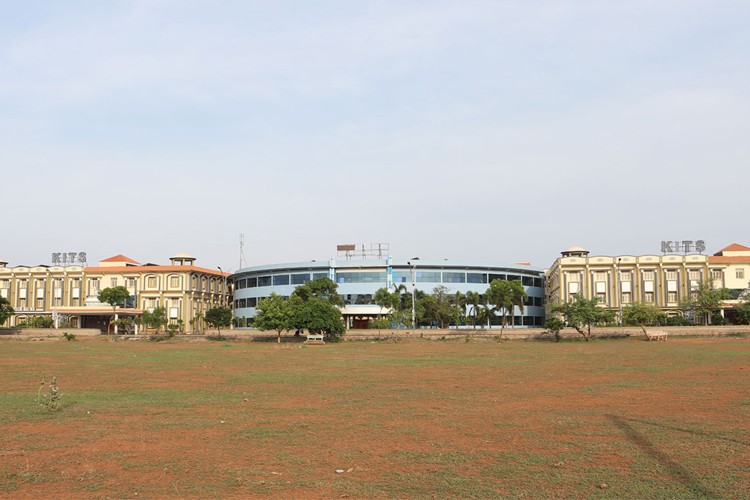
[0,337,748,498]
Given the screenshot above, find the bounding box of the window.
[737,269,745,280]
[90,278,100,293]
[442,272,465,283]
[126,278,136,288]
[147,276,157,288]
[688,270,701,280]
[620,272,631,282]
[596,292,606,302]
[594,271,607,281]
[312,273,328,280]
[392,271,410,283]
[489,274,507,282]
[170,276,180,288]
[667,291,678,303]
[415,271,441,283]
[644,292,654,303]
[111,277,118,287]
[235,279,246,289]
[291,273,310,285]
[665,270,678,281]
[273,275,290,286]
[711,270,722,280]
[335,272,386,284]
[642,270,655,281]
[621,292,631,304]
[466,273,487,284]
[246,277,258,288]
[522,276,534,286]
[257,276,272,287]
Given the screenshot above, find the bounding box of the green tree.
[374,287,401,313]
[622,302,666,335]
[0,297,15,326]
[254,293,291,343]
[734,294,750,324]
[680,281,730,325]
[544,317,565,342]
[205,306,232,336]
[291,277,345,307]
[477,304,496,328]
[465,291,482,328]
[418,285,460,328]
[142,306,168,333]
[98,286,131,334]
[293,296,345,340]
[486,280,527,333]
[551,295,615,341]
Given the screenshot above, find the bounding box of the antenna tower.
[239,233,248,269]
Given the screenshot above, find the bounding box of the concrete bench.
[305,333,325,344]
[645,330,668,341]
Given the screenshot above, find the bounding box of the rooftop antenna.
[239,233,248,269]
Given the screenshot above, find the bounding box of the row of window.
[235,271,544,288]
[233,294,545,309]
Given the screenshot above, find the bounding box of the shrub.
[62,332,76,341]
[665,316,693,326]
[711,313,726,326]
[37,375,62,412]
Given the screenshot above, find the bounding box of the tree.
[374,287,401,313]
[680,281,730,325]
[0,297,15,326]
[291,277,345,307]
[205,306,232,336]
[622,302,666,335]
[418,285,460,328]
[293,296,345,340]
[465,291,482,328]
[734,294,750,325]
[288,280,346,340]
[551,295,615,341]
[486,279,526,333]
[544,317,565,342]
[477,304,496,329]
[142,306,168,333]
[254,293,291,343]
[98,286,131,334]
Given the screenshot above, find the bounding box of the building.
[232,256,546,329]
[0,253,230,332]
[545,243,750,322]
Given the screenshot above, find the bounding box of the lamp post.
[407,258,419,328]
[217,267,228,307]
[616,258,623,326]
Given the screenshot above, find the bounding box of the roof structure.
[99,254,141,265]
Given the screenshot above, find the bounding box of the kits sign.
[660,240,705,254]
[52,252,88,266]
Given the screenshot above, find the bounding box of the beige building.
[0,253,229,333]
[545,243,750,322]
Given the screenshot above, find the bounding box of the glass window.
[335,272,386,284]
[273,275,290,286]
[392,271,410,283]
[312,272,328,280]
[522,276,533,286]
[489,274,506,282]
[247,297,257,307]
[246,277,257,288]
[291,273,310,285]
[443,272,466,283]
[467,273,487,284]
[416,271,441,283]
[235,279,246,289]
[257,276,272,287]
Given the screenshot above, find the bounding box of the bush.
[62,332,76,341]
[665,316,693,326]
[711,313,726,326]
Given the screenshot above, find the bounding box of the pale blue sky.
[1,0,748,271]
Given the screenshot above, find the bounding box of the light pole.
[217,267,228,307]
[616,258,622,326]
[407,258,419,328]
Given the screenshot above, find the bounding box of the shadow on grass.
[607,414,715,497]
[620,416,749,447]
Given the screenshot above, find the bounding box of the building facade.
[232,257,546,329]
[545,244,750,322]
[0,253,230,332]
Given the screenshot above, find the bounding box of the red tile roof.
[714,243,750,255]
[84,265,228,276]
[100,254,141,265]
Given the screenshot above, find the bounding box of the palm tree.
[477,304,496,329]
[465,291,482,328]
[508,280,528,328]
[487,279,513,334]
[453,291,467,327]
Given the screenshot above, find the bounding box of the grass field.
[1,336,748,498]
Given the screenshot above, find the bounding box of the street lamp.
[217,266,228,307]
[616,258,623,326]
[407,258,419,328]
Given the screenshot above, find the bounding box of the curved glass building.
[232,257,545,329]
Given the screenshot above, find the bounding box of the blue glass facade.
[232,257,545,329]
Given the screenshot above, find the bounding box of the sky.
[1,0,749,272]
